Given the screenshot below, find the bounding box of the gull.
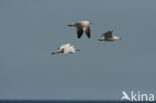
[51,43,80,55]
[98,30,121,41]
[67,21,92,38]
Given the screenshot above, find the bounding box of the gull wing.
[104,30,113,38]
[85,26,90,38]
[77,27,84,38]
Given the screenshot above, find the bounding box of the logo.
[121,91,154,101]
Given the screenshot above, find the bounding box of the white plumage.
[51,43,79,55]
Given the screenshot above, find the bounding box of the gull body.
[99,30,121,41]
[51,43,79,55]
[67,21,92,38]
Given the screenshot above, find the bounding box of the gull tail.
[67,24,74,26]
[51,52,57,55]
[98,38,104,41]
[100,34,104,37]
[76,49,80,51]
[51,51,60,55]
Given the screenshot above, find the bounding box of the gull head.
[113,36,121,40]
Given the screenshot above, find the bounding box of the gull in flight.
[67,21,92,38]
[51,43,80,55]
[98,30,121,41]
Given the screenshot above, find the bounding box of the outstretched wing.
[85,26,90,38]
[104,30,113,38]
[77,27,84,38]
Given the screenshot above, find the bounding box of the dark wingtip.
[87,35,91,38]
[77,36,81,39]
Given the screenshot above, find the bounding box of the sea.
[0,100,155,103]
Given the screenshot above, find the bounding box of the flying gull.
[51,43,80,55]
[67,21,92,38]
[98,30,121,41]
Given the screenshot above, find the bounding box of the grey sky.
[0,0,156,100]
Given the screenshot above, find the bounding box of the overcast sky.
[0,0,156,100]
